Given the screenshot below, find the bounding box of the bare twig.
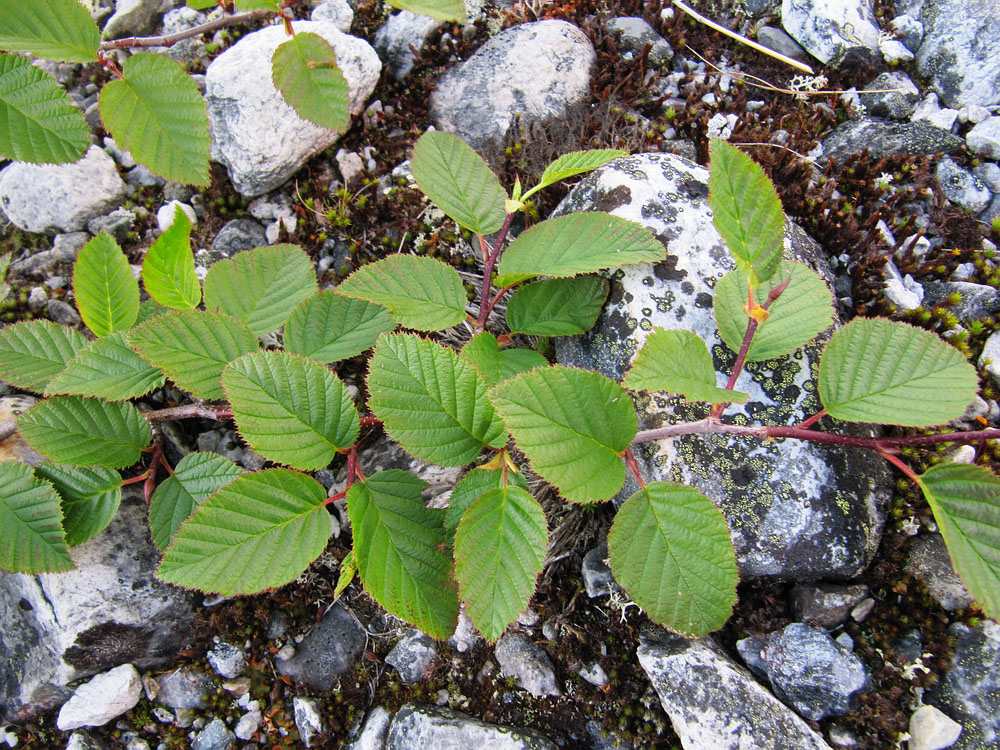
[99,8,273,51]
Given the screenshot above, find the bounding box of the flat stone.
[191,717,234,750]
[65,732,110,750]
[102,0,166,39]
[966,117,1000,161]
[8,233,88,280]
[859,72,920,120]
[276,603,365,691]
[906,534,973,610]
[56,664,142,731]
[819,118,962,163]
[495,633,561,698]
[911,93,960,132]
[206,218,267,264]
[154,667,212,710]
[386,629,437,684]
[606,17,673,67]
[978,331,1000,390]
[293,696,326,748]
[757,26,810,63]
[347,705,392,750]
[781,0,880,66]
[386,703,558,750]
[791,583,869,629]
[934,159,991,214]
[922,281,1000,326]
[909,705,963,750]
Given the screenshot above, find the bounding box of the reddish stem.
[624,448,646,489]
[880,450,921,484]
[360,415,382,429]
[796,409,828,430]
[475,212,517,332]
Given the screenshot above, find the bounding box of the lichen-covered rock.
[495,633,561,698]
[386,704,558,750]
[934,158,991,214]
[780,0,880,66]
[906,534,973,610]
[386,629,437,684]
[859,72,920,120]
[605,17,673,67]
[819,118,962,163]
[966,117,1000,161]
[206,21,380,196]
[374,10,442,80]
[553,153,891,581]
[638,629,834,750]
[276,603,365,691]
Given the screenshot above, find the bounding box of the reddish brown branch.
[99,8,273,51]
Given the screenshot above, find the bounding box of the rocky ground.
[1,0,1000,749]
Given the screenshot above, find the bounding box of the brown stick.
[99,8,273,51]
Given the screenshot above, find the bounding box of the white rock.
[234,710,260,740]
[910,93,959,132]
[781,0,881,65]
[909,705,962,750]
[880,37,913,64]
[56,665,142,731]
[966,117,1000,160]
[311,0,353,32]
[979,330,1000,390]
[156,200,197,232]
[293,697,325,748]
[884,260,924,310]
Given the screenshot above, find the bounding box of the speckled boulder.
[386,704,558,750]
[781,0,880,66]
[553,153,891,581]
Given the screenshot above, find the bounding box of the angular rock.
[155,6,208,62]
[8,232,88,280]
[154,667,212,710]
[909,705,963,750]
[206,642,245,679]
[819,118,962,163]
[906,534,973,610]
[276,603,365,691]
[386,629,437,684]
[386,703,558,750]
[966,117,1000,161]
[638,629,833,750]
[0,490,197,722]
[429,20,594,150]
[206,218,268,264]
[606,17,673,67]
[757,26,810,63]
[348,705,392,750]
[781,0,880,66]
[911,93,960,132]
[312,0,353,32]
[582,542,622,598]
[191,717,235,750]
[374,10,441,80]
[206,22,380,196]
[102,0,168,39]
[0,147,126,234]
[978,331,1000,390]
[552,153,891,581]
[859,72,920,120]
[922,281,1000,326]
[65,732,110,750]
[890,14,923,52]
[293,696,326,748]
[494,633,561,698]
[934,159,991,214]
[791,583,869,629]
[56,664,142,731]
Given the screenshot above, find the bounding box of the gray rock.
[154,667,212,710]
[606,17,673,67]
[347,705,392,750]
[735,634,770,679]
[206,642,245,679]
[276,603,365,690]
[978,330,1000,390]
[0,490,197,722]
[87,208,135,243]
[103,0,170,39]
[973,162,1000,192]
[915,0,1000,108]
[56,664,142,731]
[312,0,353,31]
[790,583,869,629]
[922,281,1000,325]
[966,117,1000,161]
[9,232,88,280]
[429,20,595,150]
[819,118,962,163]
[935,159,991,214]
[206,21,380,196]
[293,696,325,748]
[880,37,914,64]
[47,300,82,327]
[156,7,208,62]
[890,14,923,52]
[552,153,891,581]
[386,629,437,683]
[859,72,920,120]
[386,703,558,750]
[0,146,127,234]
[374,10,441,79]
[494,633,560,698]
[911,93,960,132]
[65,732,110,750]
[928,620,1000,749]
[126,164,166,188]
[906,534,973,610]
[638,629,833,750]
[909,705,963,750]
[581,542,621,598]
[780,0,880,66]
[757,26,810,63]
[883,259,924,311]
[207,218,267,262]
[191,717,235,750]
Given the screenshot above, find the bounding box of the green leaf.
[491,272,536,289]
[714,260,835,362]
[233,0,280,8]
[272,32,349,132]
[334,548,356,599]
[149,452,244,552]
[818,318,977,426]
[128,309,260,400]
[157,469,332,596]
[73,232,140,338]
[506,276,608,336]
[444,466,529,533]
[0,462,72,574]
[455,485,547,642]
[44,330,165,401]
[224,351,360,471]
[283,291,396,363]
[368,333,507,466]
[346,470,459,638]
[33,462,121,547]
[0,320,88,393]
[17,396,152,468]
[496,212,664,279]
[0,53,89,163]
[186,0,219,8]
[918,463,1000,620]
[0,0,100,63]
[608,481,738,636]
[385,0,466,21]
[490,366,636,504]
[460,332,547,388]
[707,139,784,287]
[623,328,746,404]
[99,53,210,186]
[136,299,170,324]
[336,255,467,332]
[410,130,506,235]
[142,209,201,310]
[526,149,626,197]
[203,244,318,336]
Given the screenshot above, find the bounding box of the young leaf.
[455,485,548,642]
[34,462,121,547]
[0,0,100,63]
[142,209,201,310]
[272,32,349,132]
[491,272,536,289]
[385,0,466,21]
[74,232,140,338]
[336,255,466,332]
[224,351,360,471]
[707,139,784,287]
[149,452,244,552]
[505,276,608,336]
[608,481,738,637]
[234,0,280,8]
[917,462,1000,620]
[44,330,165,401]
[283,291,396,363]
[525,149,626,198]
[157,469,332,596]
[0,54,90,163]
[0,462,73,574]
[186,0,219,7]
[99,53,210,186]
[489,366,637,504]
[623,328,746,404]
[496,212,664,279]
[410,130,506,235]
[0,320,87,393]
[818,318,977,426]
[714,260,834,362]
[444,466,530,533]
[346,470,459,639]
[17,396,152,468]
[128,309,260,400]
[368,333,508,466]
[460,332,548,387]
[203,244,318,336]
